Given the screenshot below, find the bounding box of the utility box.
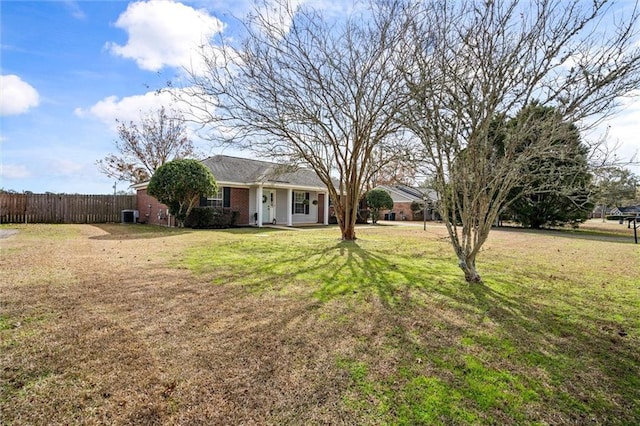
[121,209,139,223]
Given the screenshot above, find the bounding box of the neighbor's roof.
[202,155,327,189]
[616,205,640,214]
[374,184,439,203]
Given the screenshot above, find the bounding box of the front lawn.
[1,223,638,424]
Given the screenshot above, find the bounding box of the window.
[205,187,231,208]
[292,191,309,214]
[206,191,223,208]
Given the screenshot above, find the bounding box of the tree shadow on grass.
[308,243,637,422]
[217,239,441,308]
[186,233,639,423]
[462,282,640,423]
[312,240,410,306]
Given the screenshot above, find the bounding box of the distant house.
[609,205,640,218]
[590,205,614,219]
[372,185,439,221]
[134,155,331,227]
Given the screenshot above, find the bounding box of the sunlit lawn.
[182,223,640,425]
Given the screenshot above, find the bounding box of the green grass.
[182,225,640,425]
[0,315,14,331]
[182,228,463,302]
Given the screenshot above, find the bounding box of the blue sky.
[0,0,249,194]
[1,0,639,194]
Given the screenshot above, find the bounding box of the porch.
[249,186,330,227]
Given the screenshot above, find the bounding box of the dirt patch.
[0,225,354,424]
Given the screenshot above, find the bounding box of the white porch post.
[324,191,329,225]
[256,185,263,227]
[287,188,293,227]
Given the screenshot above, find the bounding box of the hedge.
[185,207,239,229]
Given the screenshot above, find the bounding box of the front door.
[262,189,275,224]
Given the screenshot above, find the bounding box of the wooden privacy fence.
[0,193,136,224]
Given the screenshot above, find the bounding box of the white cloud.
[254,0,305,37]
[586,93,640,175]
[74,90,178,127]
[606,96,640,167]
[75,87,219,157]
[0,164,31,179]
[52,159,85,177]
[75,85,221,128]
[106,0,225,72]
[62,1,86,20]
[253,0,359,36]
[0,75,40,116]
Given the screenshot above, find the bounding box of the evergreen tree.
[366,189,394,224]
[504,103,593,228]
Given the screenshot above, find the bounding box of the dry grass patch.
[1,223,638,425]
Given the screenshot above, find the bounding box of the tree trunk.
[458,256,482,284]
[334,204,357,240]
[341,221,357,240]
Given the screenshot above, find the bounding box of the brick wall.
[230,187,250,225]
[136,188,174,226]
[381,201,418,221]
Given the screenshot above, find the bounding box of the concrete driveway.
[0,229,19,239]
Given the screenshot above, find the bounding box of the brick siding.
[136,188,174,226]
[230,187,250,225]
[380,201,419,221]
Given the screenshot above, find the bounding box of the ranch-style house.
[134,155,331,227]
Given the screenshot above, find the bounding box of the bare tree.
[365,147,419,191]
[97,106,196,184]
[402,0,640,283]
[593,166,639,220]
[182,1,411,240]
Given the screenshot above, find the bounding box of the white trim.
[287,188,293,226]
[256,185,263,227]
[249,181,327,192]
[131,182,149,190]
[214,181,251,189]
[323,191,329,225]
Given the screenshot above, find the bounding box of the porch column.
[287,188,293,226]
[256,185,263,227]
[324,191,329,225]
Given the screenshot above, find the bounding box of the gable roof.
[201,155,327,189]
[613,205,640,214]
[374,184,439,203]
